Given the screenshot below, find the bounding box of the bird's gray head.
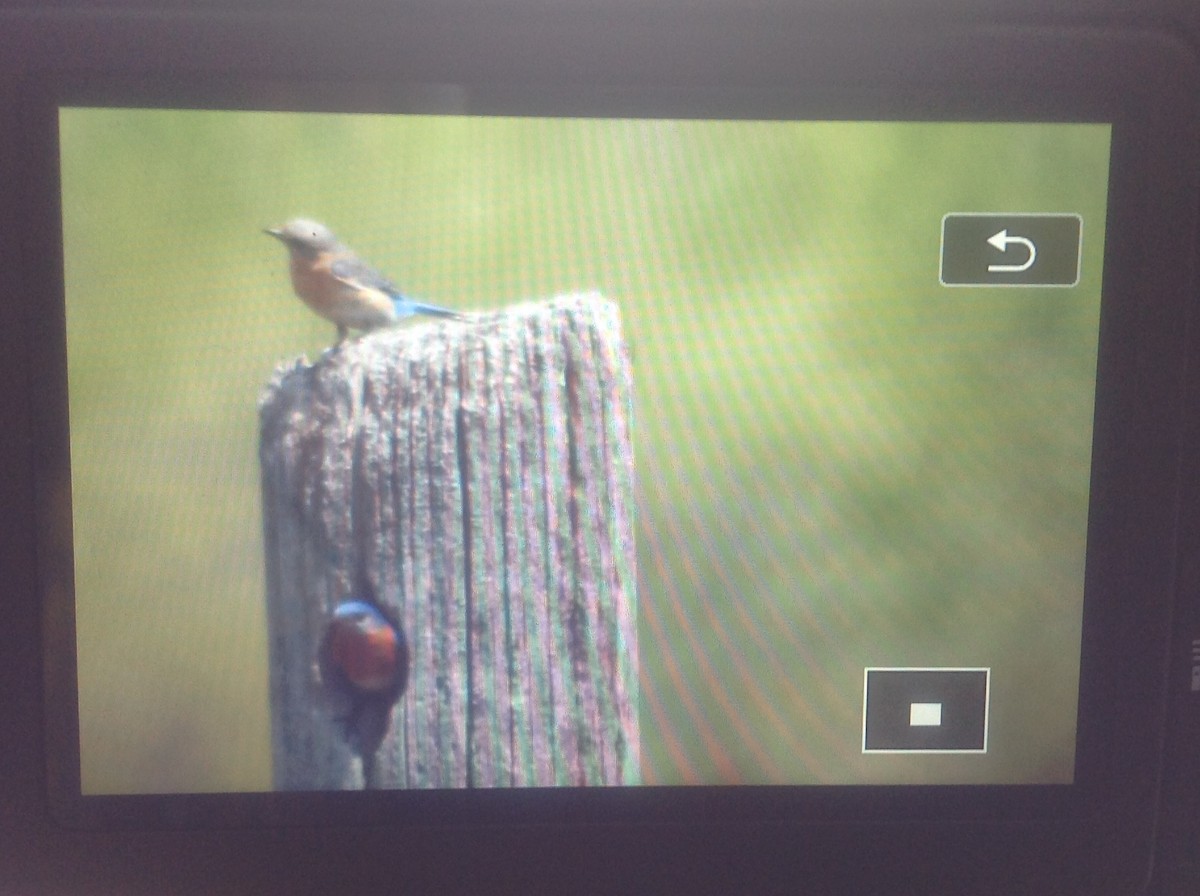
[263,218,342,258]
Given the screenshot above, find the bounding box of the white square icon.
[909,702,943,727]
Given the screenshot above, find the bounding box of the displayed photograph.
[58,107,1109,792]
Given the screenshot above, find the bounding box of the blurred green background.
[59,108,1109,793]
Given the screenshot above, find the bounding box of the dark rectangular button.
[863,668,990,752]
[940,213,1082,286]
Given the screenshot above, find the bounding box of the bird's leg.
[336,324,348,345]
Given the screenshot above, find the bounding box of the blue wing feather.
[330,255,396,294]
[331,254,463,320]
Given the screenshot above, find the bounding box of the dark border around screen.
[9,15,1198,895]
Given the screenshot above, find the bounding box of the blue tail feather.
[391,294,463,320]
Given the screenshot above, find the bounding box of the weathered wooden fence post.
[259,292,638,789]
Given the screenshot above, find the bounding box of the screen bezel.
[16,20,1196,885]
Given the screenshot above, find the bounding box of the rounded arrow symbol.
[986,229,1037,273]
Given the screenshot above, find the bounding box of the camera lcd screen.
[55,106,1110,795]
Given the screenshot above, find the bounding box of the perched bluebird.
[318,598,409,782]
[264,218,464,345]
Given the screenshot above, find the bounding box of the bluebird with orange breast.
[318,598,409,786]
[265,218,464,345]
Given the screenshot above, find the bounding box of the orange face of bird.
[327,613,401,693]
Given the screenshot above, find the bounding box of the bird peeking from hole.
[318,596,409,787]
[264,218,466,346]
